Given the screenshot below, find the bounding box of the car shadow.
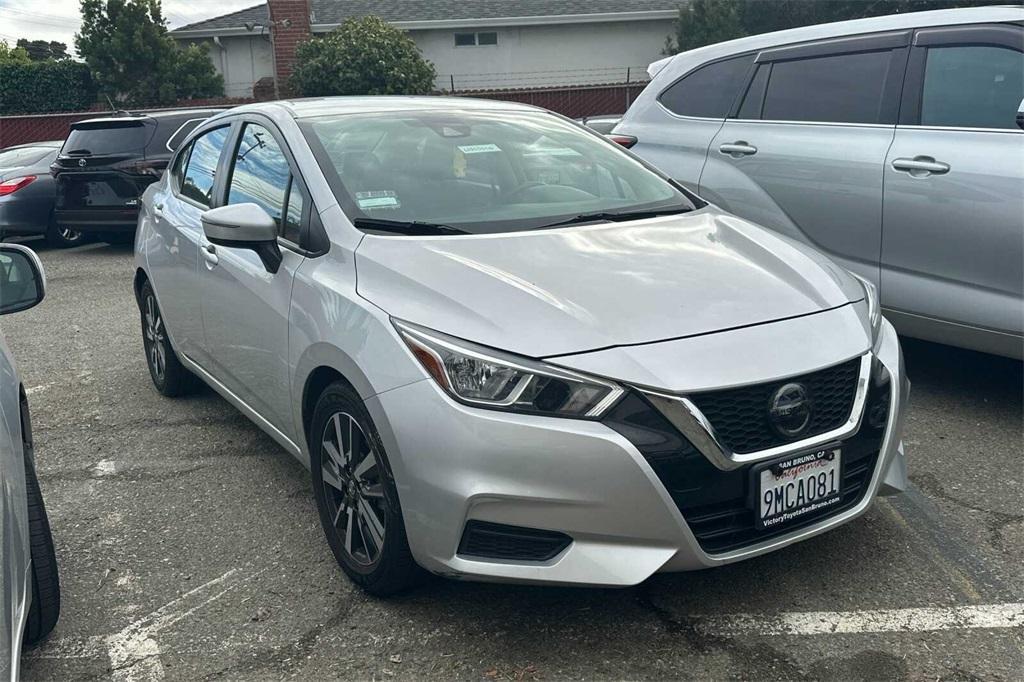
[900,337,1022,409]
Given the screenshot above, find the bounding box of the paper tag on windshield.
[457,144,501,154]
[356,191,400,209]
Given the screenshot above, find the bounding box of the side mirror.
[0,244,46,315]
[201,203,282,274]
[1017,97,1024,131]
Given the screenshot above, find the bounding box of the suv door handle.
[719,142,758,157]
[202,243,218,267]
[891,156,950,176]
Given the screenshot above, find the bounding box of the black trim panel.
[757,30,911,63]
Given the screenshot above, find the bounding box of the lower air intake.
[458,521,571,562]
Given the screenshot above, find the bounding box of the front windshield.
[300,109,698,234]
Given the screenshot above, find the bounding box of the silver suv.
[0,244,60,679]
[619,7,1024,359]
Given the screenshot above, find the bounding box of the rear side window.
[180,127,230,207]
[163,118,207,152]
[226,124,291,232]
[64,121,153,156]
[659,54,754,119]
[761,50,892,124]
[920,45,1023,129]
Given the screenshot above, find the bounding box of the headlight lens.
[851,273,882,342]
[395,321,625,418]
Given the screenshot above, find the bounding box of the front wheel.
[22,452,60,646]
[139,280,197,397]
[310,382,423,596]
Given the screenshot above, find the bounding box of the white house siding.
[175,18,672,95]
[412,20,674,91]
[179,36,275,98]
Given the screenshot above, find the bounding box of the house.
[169,0,681,98]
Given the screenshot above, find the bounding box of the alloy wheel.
[59,227,82,243]
[320,412,387,566]
[143,294,166,382]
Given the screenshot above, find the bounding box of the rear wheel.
[44,217,84,249]
[139,280,197,397]
[22,448,60,646]
[310,381,423,596]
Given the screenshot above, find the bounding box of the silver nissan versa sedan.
[1,244,60,678]
[134,97,909,595]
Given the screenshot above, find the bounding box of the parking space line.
[693,602,1024,637]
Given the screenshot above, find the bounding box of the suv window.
[226,123,293,236]
[920,45,1023,129]
[761,50,892,124]
[659,54,754,119]
[180,127,230,207]
[64,120,154,156]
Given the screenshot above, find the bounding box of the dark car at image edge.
[50,109,223,241]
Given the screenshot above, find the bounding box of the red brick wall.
[267,0,314,97]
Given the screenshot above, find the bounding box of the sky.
[0,0,261,51]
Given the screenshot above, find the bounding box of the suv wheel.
[139,280,197,397]
[310,381,423,596]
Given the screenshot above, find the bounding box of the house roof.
[171,1,682,36]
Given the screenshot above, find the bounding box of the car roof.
[71,109,226,128]
[215,96,543,121]
[650,6,1024,78]
[1,140,63,151]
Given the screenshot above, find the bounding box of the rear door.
[53,119,156,225]
[625,53,755,193]
[702,32,910,284]
[881,23,1024,355]
[146,124,234,361]
[198,117,310,437]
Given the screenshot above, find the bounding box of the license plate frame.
[754,447,842,530]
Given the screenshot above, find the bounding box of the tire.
[44,217,85,249]
[139,280,197,397]
[310,381,423,596]
[22,450,60,646]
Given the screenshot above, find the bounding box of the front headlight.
[394,321,625,419]
[851,273,882,343]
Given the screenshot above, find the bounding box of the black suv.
[50,109,223,240]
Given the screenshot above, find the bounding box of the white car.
[1,244,60,679]
[135,97,908,594]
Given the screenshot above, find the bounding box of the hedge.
[0,61,97,115]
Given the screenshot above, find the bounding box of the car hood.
[355,208,864,358]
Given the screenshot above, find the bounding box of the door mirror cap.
[0,244,46,315]
[201,203,278,244]
[201,203,283,274]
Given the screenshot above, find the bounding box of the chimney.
[267,0,313,98]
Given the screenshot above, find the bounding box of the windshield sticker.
[524,146,583,158]
[356,191,400,209]
[457,143,501,155]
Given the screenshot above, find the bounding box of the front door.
[881,24,1024,355]
[700,33,909,285]
[199,119,309,438]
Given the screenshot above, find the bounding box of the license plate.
[757,449,841,529]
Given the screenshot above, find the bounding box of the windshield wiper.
[353,217,468,236]
[537,206,694,230]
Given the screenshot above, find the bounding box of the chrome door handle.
[719,142,758,157]
[202,243,218,267]
[891,156,950,176]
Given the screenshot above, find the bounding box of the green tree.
[15,39,69,61]
[0,41,31,65]
[669,0,1006,53]
[75,0,223,106]
[291,16,437,97]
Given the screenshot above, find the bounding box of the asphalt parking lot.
[5,238,1022,681]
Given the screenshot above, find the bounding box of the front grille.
[603,380,889,554]
[457,521,571,562]
[689,358,861,454]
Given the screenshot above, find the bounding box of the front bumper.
[367,319,909,586]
